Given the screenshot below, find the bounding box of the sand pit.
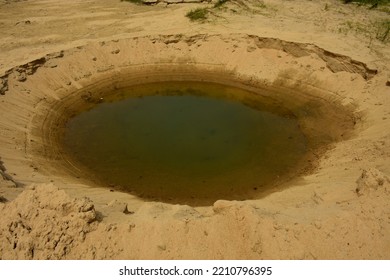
[0,0,389,259]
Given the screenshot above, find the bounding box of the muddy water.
[62,82,307,205]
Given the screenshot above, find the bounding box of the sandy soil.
[0,0,389,259]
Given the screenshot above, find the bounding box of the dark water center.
[62,82,307,205]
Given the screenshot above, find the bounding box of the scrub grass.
[342,0,390,8]
[186,8,209,21]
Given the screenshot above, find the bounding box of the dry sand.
[0,0,389,259]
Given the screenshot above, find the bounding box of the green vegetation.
[214,0,229,8]
[342,0,390,8]
[375,19,390,41]
[338,19,390,43]
[337,0,390,42]
[185,0,272,22]
[186,8,209,21]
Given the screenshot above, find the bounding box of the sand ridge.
[0,0,389,259]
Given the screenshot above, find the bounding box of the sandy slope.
[0,0,389,259]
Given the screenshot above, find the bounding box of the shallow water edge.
[34,65,358,206]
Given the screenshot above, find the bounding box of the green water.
[63,82,307,205]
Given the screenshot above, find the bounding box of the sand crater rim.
[41,68,358,206]
[0,34,366,206]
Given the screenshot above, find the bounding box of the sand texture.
[0,0,389,259]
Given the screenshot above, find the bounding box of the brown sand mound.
[0,184,97,259]
[0,177,389,259]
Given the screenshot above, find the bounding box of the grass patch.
[375,19,390,41]
[185,0,275,23]
[214,0,230,8]
[338,19,390,43]
[186,8,209,21]
[342,0,390,8]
